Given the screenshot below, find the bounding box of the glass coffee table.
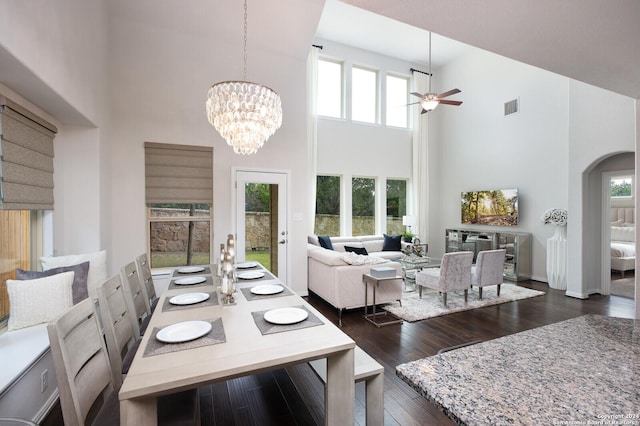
[400,255,441,292]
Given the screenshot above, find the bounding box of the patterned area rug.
[382,283,545,322]
[611,278,635,299]
[396,315,639,425]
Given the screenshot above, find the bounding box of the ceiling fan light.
[421,99,439,111]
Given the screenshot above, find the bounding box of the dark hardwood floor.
[43,279,635,425]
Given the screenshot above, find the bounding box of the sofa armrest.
[307,244,347,267]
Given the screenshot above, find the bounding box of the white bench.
[309,345,384,426]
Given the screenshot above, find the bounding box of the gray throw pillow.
[16,261,90,304]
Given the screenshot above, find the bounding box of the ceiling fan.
[409,32,463,114]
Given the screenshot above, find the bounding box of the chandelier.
[206,0,282,155]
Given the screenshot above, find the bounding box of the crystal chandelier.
[206,0,282,155]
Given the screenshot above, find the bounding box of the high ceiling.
[336,0,640,99]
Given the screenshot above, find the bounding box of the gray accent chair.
[416,251,474,306]
[471,249,506,299]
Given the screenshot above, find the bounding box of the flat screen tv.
[461,189,518,226]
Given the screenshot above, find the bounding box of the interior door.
[235,170,288,283]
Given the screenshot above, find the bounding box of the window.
[386,179,407,234]
[611,176,633,198]
[351,66,378,123]
[314,175,341,236]
[386,75,409,128]
[352,177,375,236]
[317,58,343,118]
[145,143,213,268]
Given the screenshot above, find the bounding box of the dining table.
[118,262,356,425]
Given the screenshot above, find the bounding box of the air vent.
[504,98,519,116]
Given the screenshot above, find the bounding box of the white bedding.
[611,241,635,258]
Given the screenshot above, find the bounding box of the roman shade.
[0,96,57,210]
[144,142,213,204]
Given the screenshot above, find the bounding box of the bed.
[610,207,635,277]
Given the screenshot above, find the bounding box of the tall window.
[317,58,343,118]
[386,75,409,128]
[611,176,633,198]
[315,175,341,236]
[145,143,213,268]
[352,177,375,236]
[386,179,407,234]
[351,66,378,124]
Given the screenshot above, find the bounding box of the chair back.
[474,249,506,286]
[439,251,474,291]
[135,252,157,309]
[121,261,151,325]
[97,274,140,386]
[47,299,115,426]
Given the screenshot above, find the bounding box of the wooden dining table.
[118,264,355,425]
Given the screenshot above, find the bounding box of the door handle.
[278,239,287,244]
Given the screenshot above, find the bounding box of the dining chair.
[96,274,141,382]
[135,252,159,312]
[48,299,201,426]
[471,249,506,299]
[416,251,474,306]
[121,260,151,335]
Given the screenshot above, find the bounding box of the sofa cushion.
[345,246,368,255]
[308,235,320,246]
[382,234,402,251]
[318,236,334,250]
[17,261,90,304]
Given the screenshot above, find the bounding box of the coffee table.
[400,256,441,292]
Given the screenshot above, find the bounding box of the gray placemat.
[251,305,323,335]
[172,266,212,277]
[236,271,275,284]
[161,291,219,312]
[240,285,293,302]
[143,317,226,358]
[168,275,214,290]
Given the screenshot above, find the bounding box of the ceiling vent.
[504,98,519,116]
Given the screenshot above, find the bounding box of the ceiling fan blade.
[404,101,421,106]
[410,92,425,99]
[437,88,461,99]
[439,100,463,106]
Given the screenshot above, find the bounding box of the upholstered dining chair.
[121,261,151,335]
[135,252,159,313]
[48,299,200,426]
[96,274,141,382]
[471,249,506,299]
[416,251,474,306]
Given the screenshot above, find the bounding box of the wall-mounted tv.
[461,189,518,226]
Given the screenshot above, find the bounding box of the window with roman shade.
[0,96,57,210]
[144,142,213,268]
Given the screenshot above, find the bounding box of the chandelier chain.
[243,0,248,81]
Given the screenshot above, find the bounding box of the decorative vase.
[546,225,567,290]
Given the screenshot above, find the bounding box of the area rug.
[396,315,639,425]
[382,283,545,322]
[611,278,635,299]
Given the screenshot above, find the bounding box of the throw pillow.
[7,271,74,331]
[345,246,368,256]
[16,261,90,304]
[41,250,107,298]
[318,236,334,250]
[308,235,320,246]
[382,234,402,251]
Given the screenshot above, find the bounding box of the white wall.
[108,10,313,294]
[428,48,570,281]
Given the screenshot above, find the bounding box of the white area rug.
[382,283,545,322]
[611,278,635,299]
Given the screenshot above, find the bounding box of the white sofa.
[307,235,405,325]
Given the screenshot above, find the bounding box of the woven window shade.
[144,142,213,204]
[0,96,57,210]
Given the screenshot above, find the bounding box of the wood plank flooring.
[43,279,635,426]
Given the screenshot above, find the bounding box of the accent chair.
[416,251,474,306]
[471,249,506,299]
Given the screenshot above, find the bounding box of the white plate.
[263,307,308,325]
[175,276,207,285]
[250,284,284,295]
[238,271,265,280]
[156,320,212,343]
[177,266,205,274]
[169,292,210,305]
[237,261,259,269]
